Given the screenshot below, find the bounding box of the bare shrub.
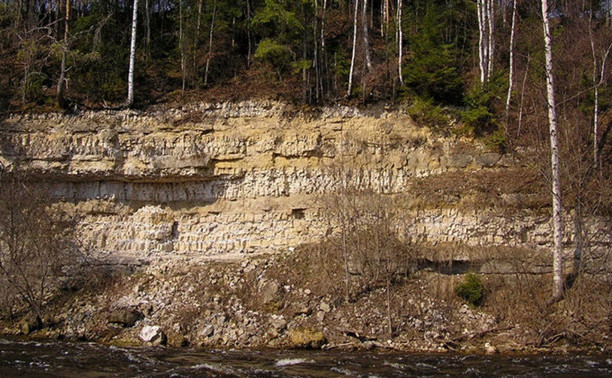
[321,188,417,301]
[561,276,612,345]
[0,169,81,323]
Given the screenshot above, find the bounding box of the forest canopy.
[0,0,611,131]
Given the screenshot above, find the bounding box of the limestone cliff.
[0,101,564,265]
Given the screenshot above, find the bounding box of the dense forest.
[0,1,609,111]
[0,0,611,170]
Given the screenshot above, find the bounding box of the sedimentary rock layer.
[0,102,563,264]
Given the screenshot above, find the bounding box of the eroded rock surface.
[0,101,587,265]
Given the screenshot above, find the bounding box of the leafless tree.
[0,169,80,323]
[540,0,563,303]
[126,0,139,107]
[204,0,217,86]
[348,0,359,96]
[56,0,71,108]
[505,0,518,123]
[397,0,404,85]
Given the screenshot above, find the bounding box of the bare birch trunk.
[573,200,582,276]
[487,0,495,80]
[477,0,487,85]
[541,0,564,302]
[362,0,372,71]
[380,0,384,37]
[145,0,150,57]
[517,54,530,138]
[313,0,319,100]
[179,0,185,93]
[382,0,389,37]
[301,1,308,103]
[320,0,327,98]
[56,0,70,108]
[126,0,138,107]
[204,0,217,87]
[505,0,517,122]
[348,0,359,96]
[590,22,599,168]
[397,0,403,85]
[590,30,612,169]
[193,0,203,81]
[246,0,253,67]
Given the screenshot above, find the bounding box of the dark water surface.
[1,338,611,377]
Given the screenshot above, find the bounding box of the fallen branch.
[447,325,514,345]
[322,342,358,350]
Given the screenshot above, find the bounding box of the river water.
[1,338,611,377]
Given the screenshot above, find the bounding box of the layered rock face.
[0,102,560,265]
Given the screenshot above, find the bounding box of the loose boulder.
[108,308,143,327]
[287,328,326,349]
[139,325,166,345]
[19,314,42,335]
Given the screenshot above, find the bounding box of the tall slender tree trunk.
[301,0,308,103]
[204,0,217,86]
[505,0,517,122]
[320,0,328,99]
[589,21,612,169]
[179,0,185,93]
[517,54,530,138]
[382,0,389,37]
[348,0,359,96]
[246,0,253,67]
[397,0,403,85]
[313,0,319,100]
[144,0,150,57]
[572,199,582,276]
[192,0,203,84]
[541,0,563,303]
[126,0,138,107]
[477,0,487,85]
[487,0,495,80]
[590,22,599,168]
[54,0,60,37]
[362,0,372,71]
[57,0,70,108]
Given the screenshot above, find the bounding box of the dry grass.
[409,168,548,211]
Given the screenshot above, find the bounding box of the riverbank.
[1,244,610,355]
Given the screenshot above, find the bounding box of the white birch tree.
[362,0,371,71]
[145,0,151,56]
[477,0,487,84]
[179,0,185,93]
[348,0,359,96]
[486,0,495,80]
[541,0,564,302]
[397,0,404,85]
[477,0,495,85]
[126,0,139,108]
[56,0,70,108]
[588,17,612,169]
[204,0,217,86]
[505,0,517,121]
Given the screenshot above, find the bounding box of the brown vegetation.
[0,168,83,324]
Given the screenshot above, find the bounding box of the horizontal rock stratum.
[0,101,590,265]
